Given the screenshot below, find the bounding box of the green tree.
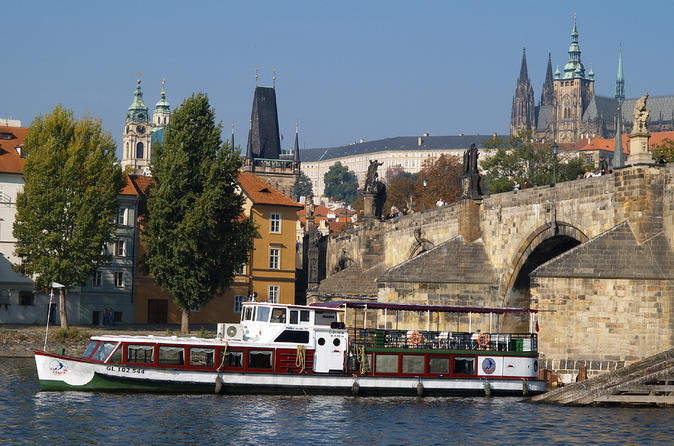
[294,172,313,200]
[480,130,588,193]
[13,105,124,329]
[324,161,359,204]
[143,92,256,334]
[383,166,418,213]
[414,154,463,209]
[653,138,674,163]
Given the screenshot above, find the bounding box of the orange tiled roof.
[126,174,154,197]
[576,131,674,154]
[237,172,302,208]
[0,126,28,174]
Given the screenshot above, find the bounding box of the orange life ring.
[477,333,489,347]
[410,331,422,345]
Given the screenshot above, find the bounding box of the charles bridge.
[306,163,674,382]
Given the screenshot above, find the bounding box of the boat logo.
[481,358,496,374]
[49,359,68,375]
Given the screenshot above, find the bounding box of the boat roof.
[241,301,342,312]
[312,300,537,314]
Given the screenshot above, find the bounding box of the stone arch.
[500,221,589,304]
[405,227,434,260]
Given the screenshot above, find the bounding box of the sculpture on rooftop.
[632,93,650,134]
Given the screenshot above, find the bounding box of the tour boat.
[34,301,546,396]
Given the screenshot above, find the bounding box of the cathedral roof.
[583,95,674,124]
[300,134,498,162]
[536,105,554,131]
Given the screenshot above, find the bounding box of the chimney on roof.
[423,132,429,137]
[359,138,365,143]
[418,137,422,147]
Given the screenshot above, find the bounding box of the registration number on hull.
[106,366,145,374]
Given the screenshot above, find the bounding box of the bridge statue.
[461,143,482,200]
[364,160,384,193]
[362,160,386,217]
[632,93,650,134]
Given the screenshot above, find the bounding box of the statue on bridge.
[461,143,482,200]
[632,93,650,134]
[364,160,384,193]
[362,160,386,218]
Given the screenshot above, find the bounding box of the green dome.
[154,91,170,115]
[126,80,148,124]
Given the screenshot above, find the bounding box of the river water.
[2,357,673,445]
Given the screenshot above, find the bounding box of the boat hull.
[35,350,546,396]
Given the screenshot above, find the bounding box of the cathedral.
[121,75,171,175]
[511,19,674,143]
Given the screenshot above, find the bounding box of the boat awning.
[311,300,537,314]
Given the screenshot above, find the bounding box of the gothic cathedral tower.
[510,48,536,135]
[122,74,152,173]
[552,18,594,143]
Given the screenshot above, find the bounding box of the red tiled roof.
[0,126,28,174]
[576,131,674,154]
[126,174,154,197]
[237,172,302,208]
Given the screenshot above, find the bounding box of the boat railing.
[348,329,537,352]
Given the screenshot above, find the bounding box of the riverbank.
[0,324,216,357]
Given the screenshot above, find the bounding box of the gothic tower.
[122,74,153,173]
[540,53,555,106]
[552,18,595,143]
[614,46,625,168]
[510,48,536,135]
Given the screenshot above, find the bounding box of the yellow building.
[130,172,301,326]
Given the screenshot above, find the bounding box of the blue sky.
[3,1,672,157]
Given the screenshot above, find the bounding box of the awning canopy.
[311,300,537,314]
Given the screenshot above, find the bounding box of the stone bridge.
[309,164,674,381]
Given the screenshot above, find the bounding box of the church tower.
[122,73,153,173]
[153,79,171,128]
[540,53,555,106]
[510,48,536,135]
[552,17,595,143]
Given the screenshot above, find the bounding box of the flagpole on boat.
[43,282,65,351]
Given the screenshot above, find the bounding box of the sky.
[3,1,673,158]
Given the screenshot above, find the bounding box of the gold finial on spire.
[273,69,276,88]
[255,68,258,86]
[296,121,299,132]
[137,71,141,85]
[161,78,166,94]
[574,12,576,22]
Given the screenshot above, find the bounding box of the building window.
[93,271,102,287]
[136,142,144,159]
[235,263,246,275]
[234,295,246,313]
[585,155,593,164]
[270,213,281,233]
[115,240,125,257]
[117,207,126,226]
[268,285,279,303]
[114,272,124,288]
[19,291,34,306]
[269,247,280,269]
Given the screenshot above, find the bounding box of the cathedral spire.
[614,46,625,168]
[293,122,300,162]
[563,16,586,79]
[519,48,529,82]
[615,46,625,102]
[541,52,555,106]
[510,48,535,135]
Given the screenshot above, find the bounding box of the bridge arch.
[500,221,589,306]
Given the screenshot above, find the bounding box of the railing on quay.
[348,328,537,353]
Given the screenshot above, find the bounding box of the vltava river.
[2,357,673,445]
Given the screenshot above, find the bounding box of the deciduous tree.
[383,166,418,214]
[324,161,359,204]
[13,105,125,329]
[143,93,256,334]
[653,138,674,163]
[294,172,313,200]
[414,154,463,209]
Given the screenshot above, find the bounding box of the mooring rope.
[296,345,306,374]
[216,340,228,372]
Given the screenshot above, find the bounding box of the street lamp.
[551,141,558,233]
[422,177,427,212]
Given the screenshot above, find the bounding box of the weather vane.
[137,71,141,84]
[255,68,258,86]
[273,69,276,88]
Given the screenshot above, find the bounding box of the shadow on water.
[2,358,674,445]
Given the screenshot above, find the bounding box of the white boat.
[34,301,546,396]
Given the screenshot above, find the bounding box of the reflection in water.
[2,358,674,445]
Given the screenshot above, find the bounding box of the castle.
[511,18,674,143]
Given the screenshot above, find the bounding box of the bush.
[52,327,90,343]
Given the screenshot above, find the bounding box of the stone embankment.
[0,324,200,358]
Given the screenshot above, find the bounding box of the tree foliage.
[653,138,674,163]
[294,172,313,200]
[383,166,418,213]
[13,105,124,328]
[480,130,588,193]
[142,93,256,334]
[323,161,359,204]
[414,154,463,209]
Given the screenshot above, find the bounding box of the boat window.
[270,308,286,323]
[91,342,117,362]
[375,354,399,374]
[429,357,450,374]
[453,357,475,375]
[314,311,337,326]
[248,350,273,369]
[402,355,425,374]
[289,310,299,324]
[128,345,154,364]
[108,345,123,363]
[256,306,271,322]
[243,306,254,321]
[82,341,98,359]
[189,348,215,367]
[299,310,310,323]
[224,351,243,368]
[158,346,185,366]
[274,330,309,343]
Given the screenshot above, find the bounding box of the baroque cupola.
[153,78,171,127]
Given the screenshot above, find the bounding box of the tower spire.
[541,52,554,106]
[614,46,625,168]
[615,45,625,102]
[563,15,586,79]
[293,122,300,162]
[519,48,529,82]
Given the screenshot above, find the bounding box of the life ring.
[410,331,422,345]
[477,333,489,347]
